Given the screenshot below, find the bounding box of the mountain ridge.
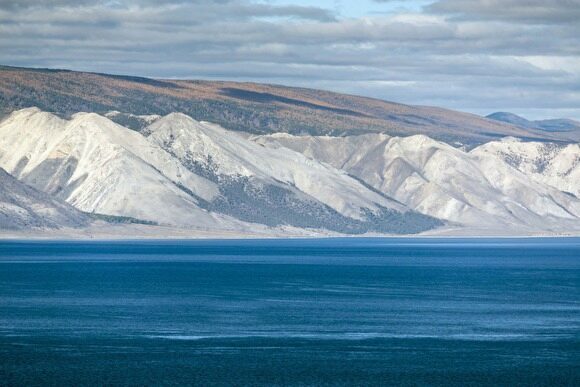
[0,107,441,234]
[1,65,576,146]
[487,112,580,140]
[1,107,578,235]
[255,133,580,233]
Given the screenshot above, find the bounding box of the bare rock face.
[0,167,90,230]
[0,108,441,234]
[473,138,580,198]
[2,106,578,235]
[255,132,580,234]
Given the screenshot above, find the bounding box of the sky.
[0,0,579,120]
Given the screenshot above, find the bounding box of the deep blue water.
[0,238,579,386]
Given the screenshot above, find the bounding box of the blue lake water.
[0,238,579,385]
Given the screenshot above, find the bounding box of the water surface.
[0,238,578,385]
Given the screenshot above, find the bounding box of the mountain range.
[0,108,440,235]
[1,65,578,146]
[256,134,579,232]
[0,66,578,237]
[487,112,580,140]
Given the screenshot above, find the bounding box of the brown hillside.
[0,65,573,145]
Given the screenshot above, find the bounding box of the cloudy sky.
[1,0,579,119]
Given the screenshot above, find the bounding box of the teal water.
[0,238,579,385]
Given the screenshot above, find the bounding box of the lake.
[0,238,578,385]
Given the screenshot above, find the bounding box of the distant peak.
[405,134,438,145]
[155,112,200,127]
[18,106,43,114]
[487,111,580,133]
[71,111,100,119]
[486,112,532,126]
[145,111,206,136]
[7,108,63,126]
[161,112,197,122]
[499,136,522,143]
[70,111,115,125]
[11,107,48,118]
[487,111,523,118]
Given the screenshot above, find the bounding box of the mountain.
[0,108,239,229]
[473,138,580,197]
[254,133,580,233]
[0,108,441,234]
[0,65,576,146]
[486,112,534,128]
[487,112,580,141]
[146,113,441,234]
[0,167,90,230]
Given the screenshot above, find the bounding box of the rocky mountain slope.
[1,106,578,235]
[0,108,439,234]
[0,108,236,229]
[473,138,580,197]
[1,65,576,146]
[146,114,418,227]
[0,167,90,230]
[255,133,580,233]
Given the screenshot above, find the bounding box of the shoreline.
[1,223,579,241]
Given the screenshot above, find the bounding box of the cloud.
[428,0,580,24]
[0,0,578,120]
